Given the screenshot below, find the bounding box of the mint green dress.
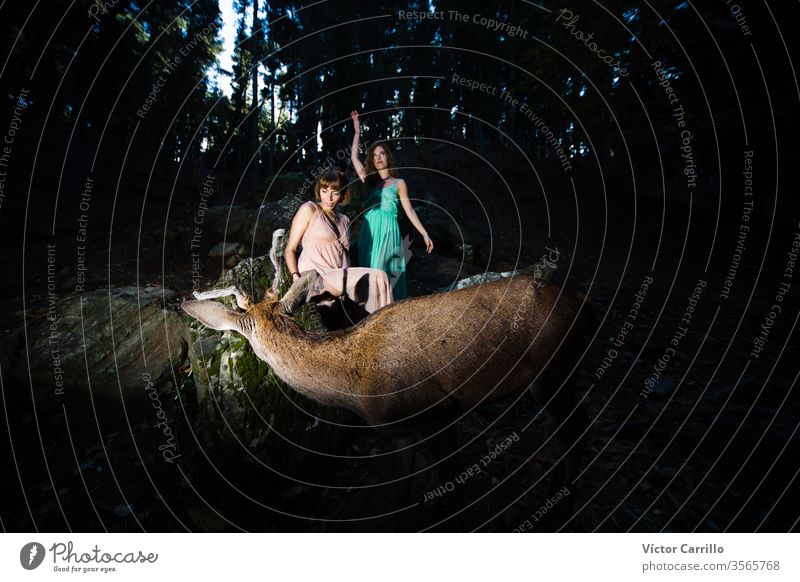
[358,180,407,299]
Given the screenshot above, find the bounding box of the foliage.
[2,0,786,202]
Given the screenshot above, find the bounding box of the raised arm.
[396,179,434,253]
[350,110,366,183]
[285,202,315,281]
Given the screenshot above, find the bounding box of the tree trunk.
[250,0,261,187]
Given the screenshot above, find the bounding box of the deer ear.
[181,300,242,332]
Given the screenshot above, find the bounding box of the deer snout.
[180,299,241,332]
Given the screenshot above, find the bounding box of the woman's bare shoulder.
[293,201,317,222]
[299,200,318,213]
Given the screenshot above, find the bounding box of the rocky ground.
[2,159,798,532]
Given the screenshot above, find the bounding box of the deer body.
[183,275,591,433]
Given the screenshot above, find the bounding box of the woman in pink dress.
[284,167,393,316]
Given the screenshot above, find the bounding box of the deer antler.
[267,227,322,314]
[278,270,320,315]
[269,228,287,294]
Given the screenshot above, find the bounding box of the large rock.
[203,205,254,240]
[257,192,307,227]
[208,242,243,259]
[11,286,187,403]
[241,173,307,208]
[442,251,560,292]
[212,254,278,304]
[202,205,279,254]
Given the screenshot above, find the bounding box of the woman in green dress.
[350,110,433,300]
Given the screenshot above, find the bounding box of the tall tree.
[249,0,262,183]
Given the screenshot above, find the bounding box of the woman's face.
[319,186,342,211]
[372,146,388,170]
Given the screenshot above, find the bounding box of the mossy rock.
[187,256,351,477]
[11,286,187,407]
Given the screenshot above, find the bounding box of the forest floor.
[2,161,799,532]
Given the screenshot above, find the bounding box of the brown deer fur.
[183,275,593,501]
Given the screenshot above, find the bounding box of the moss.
[257,273,271,294]
[207,350,222,380]
[234,346,269,391]
[225,334,248,352]
[277,271,291,296]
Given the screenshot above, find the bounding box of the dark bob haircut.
[314,166,349,205]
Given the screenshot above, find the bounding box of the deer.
[181,231,595,529]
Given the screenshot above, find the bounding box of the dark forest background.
[1,0,797,210]
[1,1,799,533]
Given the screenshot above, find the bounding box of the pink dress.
[297,202,393,313]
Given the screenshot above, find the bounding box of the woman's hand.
[350,111,366,182]
[423,233,434,254]
[397,179,434,254]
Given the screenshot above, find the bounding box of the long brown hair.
[363,141,397,193]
